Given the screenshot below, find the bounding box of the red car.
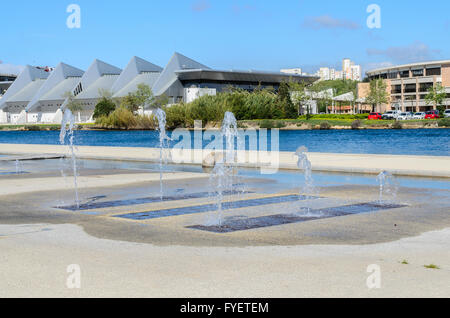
[425,110,440,119]
[368,112,383,120]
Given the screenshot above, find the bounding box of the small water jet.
[376,171,399,203]
[208,112,239,226]
[14,160,23,174]
[294,146,319,216]
[60,109,80,209]
[155,108,170,201]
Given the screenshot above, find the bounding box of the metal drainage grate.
[187,202,407,233]
[57,190,253,211]
[115,195,318,221]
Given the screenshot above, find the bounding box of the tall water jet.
[222,111,238,165]
[294,146,318,215]
[155,108,170,201]
[208,112,239,226]
[376,171,399,203]
[60,109,80,209]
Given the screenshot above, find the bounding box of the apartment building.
[358,60,450,112]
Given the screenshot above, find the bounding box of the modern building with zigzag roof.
[0,53,317,124]
[0,65,49,124]
[26,62,84,123]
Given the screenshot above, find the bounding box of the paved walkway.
[1,144,449,178]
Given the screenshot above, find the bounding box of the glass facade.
[181,80,279,93]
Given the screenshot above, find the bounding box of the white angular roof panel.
[75,75,120,100]
[77,59,122,94]
[7,79,47,103]
[111,56,162,95]
[27,63,84,111]
[0,65,49,109]
[113,72,161,98]
[152,52,210,96]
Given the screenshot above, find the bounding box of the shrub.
[275,121,287,129]
[260,119,274,129]
[392,121,403,130]
[96,106,137,129]
[165,104,187,129]
[93,97,116,119]
[135,114,156,129]
[24,125,42,131]
[438,118,450,127]
[351,120,362,130]
[320,122,331,130]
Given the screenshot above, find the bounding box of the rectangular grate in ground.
[114,195,318,220]
[57,190,253,211]
[187,202,407,233]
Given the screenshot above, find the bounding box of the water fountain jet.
[155,108,170,201]
[60,109,80,209]
[294,146,319,216]
[208,112,239,226]
[376,171,399,203]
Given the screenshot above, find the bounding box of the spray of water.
[222,111,238,164]
[155,108,170,201]
[14,160,22,174]
[60,109,80,209]
[294,146,319,216]
[376,171,399,203]
[207,112,239,226]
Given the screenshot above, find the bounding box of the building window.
[391,85,402,94]
[388,72,399,79]
[411,69,424,77]
[426,68,441,76]
[419,82,433,92]
[400,70,410,78]
[404,84,416,93]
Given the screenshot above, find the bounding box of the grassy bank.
[239,118,448,130]
[1,118,448,131]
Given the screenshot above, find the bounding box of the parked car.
[382,110,401,120]
[425,110,440,119]
[413,112,426,120]
[368,112,382,120]
[444,109,450,118]
[397,112,413,120]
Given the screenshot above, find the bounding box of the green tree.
[120,84,162,113]
[93,97,116,119]
[277,81,297,119]
[425,83,447,115]
[366,79,388,112]
[120,93,141,113]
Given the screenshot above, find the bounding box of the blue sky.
[1,0,449,75]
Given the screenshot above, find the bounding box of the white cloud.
[366,41,441,64]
